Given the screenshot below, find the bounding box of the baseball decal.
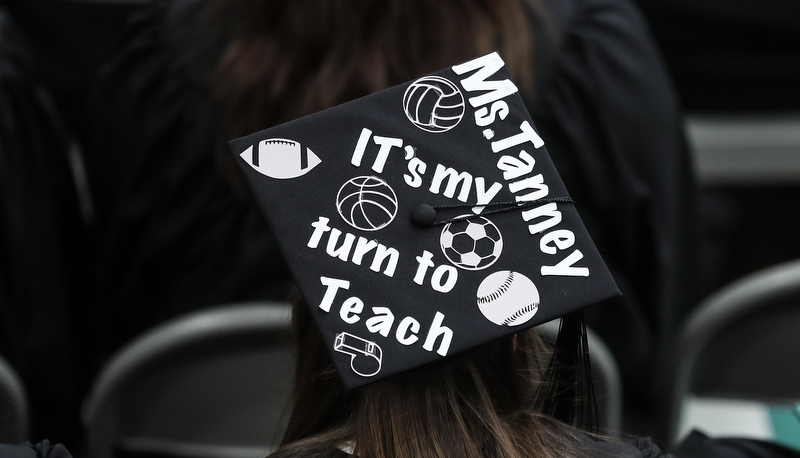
[240,138,322,179]
[476,271,539,326]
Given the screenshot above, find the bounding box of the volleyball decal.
[239,138,321,179]
[476,271,539,326]
[440,216,503,270]
[336,176,399,231]
[402,76,465,133]
[334,332,383,377]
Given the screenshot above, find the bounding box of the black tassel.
[539,310,599,433]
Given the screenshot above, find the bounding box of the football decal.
[476,271,539,326]
[334,332,383,377]
[440,216,503,270]
[336,176,398,231]
[402,76,465,133]
[239,138,322,179]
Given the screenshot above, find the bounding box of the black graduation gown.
[529,0,699,419]
[634,0,800,112]
[81,0,292,367]
[266,435,672,458]
[0,8,84,446]
[264,433,800,458]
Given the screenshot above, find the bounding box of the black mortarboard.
[230,52,619,391]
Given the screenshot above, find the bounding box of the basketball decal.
[240,138,322,179]
[336,176,399,231]
[440,216,503,270]
[403,76,465,133]
[476,271,539,326]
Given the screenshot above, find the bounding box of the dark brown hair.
[268,293,588,458]
[202,0,546,188]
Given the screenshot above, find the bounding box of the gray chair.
[0,354,28,443]
[686,114,800,185]
[83,302,293,458]
[668,259,800,445]
[539,320,622,435]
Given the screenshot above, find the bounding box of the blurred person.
[0,7,84,447]
[81,0,697,438]
[636,0,800,309]
[0,441,73,458]
[635,0,800,112]
[0,0,145,133]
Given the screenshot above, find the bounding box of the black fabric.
[81,1,292,371]
[0,0,145,132]
[266,435,671,458]
[267,444,350,458]
[530,0,698,430]
[674,431,800,458]
[634,0,800,112]
[575,435,672,458]
[0,9,84,447]
[0,441,73,458]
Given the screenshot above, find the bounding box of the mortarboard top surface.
[230,52,619,390]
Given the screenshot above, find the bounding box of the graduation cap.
[229,52,619,391]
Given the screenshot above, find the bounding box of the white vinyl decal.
[336,176,398,231]
[240,138,322,179]
[334,332,383,377]
[440,216,503,270]
[476,271,539,326]
[402,76,465,133]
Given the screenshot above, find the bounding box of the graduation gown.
[0,8,83,446]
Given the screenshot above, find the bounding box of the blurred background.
[0,0,799,456]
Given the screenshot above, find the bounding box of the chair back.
[83,302,293,458]
[668,259,800,444]
[0,354,28,443]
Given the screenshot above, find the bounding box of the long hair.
[194,2,589,456]
[269,294,589,458]
[200,0,549,188]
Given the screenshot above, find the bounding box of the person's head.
[204,0,547,144]
[209,2,606,455]
[272,295,589,458]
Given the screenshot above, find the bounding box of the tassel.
[538,310,599,433]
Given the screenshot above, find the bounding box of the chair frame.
[83,302,292,458]
[668,259,800,444]
[0,354,28,443]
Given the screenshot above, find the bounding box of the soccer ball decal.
[402,76,465,133]
[336,176,398,231]
[440,216,503,270]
